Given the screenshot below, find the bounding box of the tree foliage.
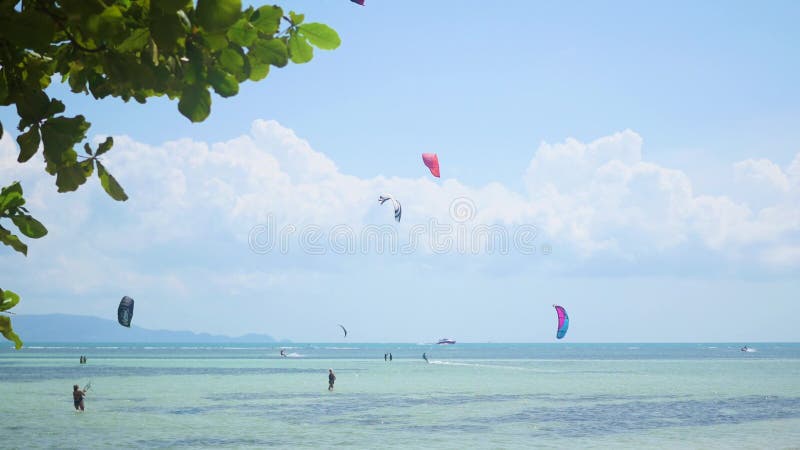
[0,0,339,348]
[0,182,44,349]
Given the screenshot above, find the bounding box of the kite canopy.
[378,194,402,222]
[117,296,134,327]
[350,0,365,5]
[422,153,440,178]
[553,305,569,339]
[339,324,348,338]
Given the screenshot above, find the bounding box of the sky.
[1,0,799,342]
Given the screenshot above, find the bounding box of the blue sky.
[2,1,799,342]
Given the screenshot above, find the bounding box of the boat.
[437,338,456,345]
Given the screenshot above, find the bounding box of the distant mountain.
[12,314,278,343]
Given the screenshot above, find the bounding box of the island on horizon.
[9,314,283,344]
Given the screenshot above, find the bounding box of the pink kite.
[422,153,440,178]
[350,0,365,5]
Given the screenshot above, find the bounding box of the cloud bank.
[3,120,799,269]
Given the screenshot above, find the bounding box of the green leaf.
[0,226,27,256]
[149,11,184,52]
[46,99,66,117]
[16,124,41,163]
[40,116,89,165]
[178,85,211,122]
[0,10,55,51]
[10,215,47,239]
[0,315,23,350]
[208,68,239,98]
[84,143,93,156]
[96,161,129,201]
[248,60,270,81]
[85,5,125,40]
[0,121,3,140]
[117,28,151,52]
[219,48,245,75]
[289,11,304,25]
[16,89,50,123]
[55,164,88,192]
[249,39,288,68]
[0,289,20,312]
[0,182,24,212]
[203,32,229,51]
[196,0,241,32]
[81,158,95,178]
[227,18,257,47]
[250,5,282,35]
[151,38,159,66]
[288,31,313,64]
[67,67,88,94]
[298,23,341,50]
[95,136,114,156]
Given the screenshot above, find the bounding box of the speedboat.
[437,338,456,345]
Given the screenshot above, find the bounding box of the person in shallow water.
[328,369,336,391]
[72,385,86,411]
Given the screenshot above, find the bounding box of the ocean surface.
[2,343,799,449]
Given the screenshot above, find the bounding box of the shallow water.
[2,343,799,449]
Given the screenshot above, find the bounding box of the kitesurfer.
[280,349,286,357]
[423,352,428,363]
[384,353,387,361]
[389,353,393,361]
[72,385,86,411]
[328,369,336,391]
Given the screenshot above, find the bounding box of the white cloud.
[3,121,800,273]
[734,158,790,192]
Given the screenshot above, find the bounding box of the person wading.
[328,369,336,391]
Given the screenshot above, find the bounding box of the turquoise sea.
[2,343,800,449]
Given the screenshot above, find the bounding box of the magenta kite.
[422,153,440,178]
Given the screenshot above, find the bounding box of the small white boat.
[437,338,456,345]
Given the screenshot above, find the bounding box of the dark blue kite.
[118,296,134,327]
